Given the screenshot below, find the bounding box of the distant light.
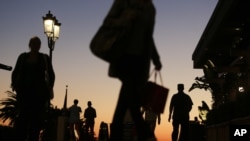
[238,86,245,93]
[43,11,61,41]
[235,27,241,31]
[43,11,55,37]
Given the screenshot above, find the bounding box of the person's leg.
[110,55,149,141]
[29,123,41,141]
[179,120,189,141]
[69,123,75,139]
[15,111,28,141]
[129,80,155,141]
[90,123,94,134]
[146,120,156,133]
[75,123,81,141]
[130,106,153,141]
[110,83,129,141]
[151,121,156,133]
[15,91,29,141]
[85,123,90,133]
[29,101,46,141]
[172,120,179,141]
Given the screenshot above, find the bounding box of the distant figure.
[144,107,161,133]
[168,84,193,141]
[98,121,109,141]
[194,117,199,123]
[194,116,200,125]
[69,99,82,141]
[104,0,162,140]
[11,36,55,141]
[84,101,97,134]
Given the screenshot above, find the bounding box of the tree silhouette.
[0,91,18,126]
[189,60,224,108]
[198,101,210,124]
[0,90,64,141]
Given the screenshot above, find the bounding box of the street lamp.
[43,10,61,62]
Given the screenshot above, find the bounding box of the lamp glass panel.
[53,25,60,40]
[43,19,54,37]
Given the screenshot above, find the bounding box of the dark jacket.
[11,52,55,100]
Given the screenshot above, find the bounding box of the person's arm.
[168,107,173,122]
[157,114,161,125]
[45,54,55,88]
[84,109,87,118]
[168,97,174,122]
[188,96,193,112]
[94,109,97,118]
[43,54,55,99]
[11,53,26,91]
[150,39,162,70]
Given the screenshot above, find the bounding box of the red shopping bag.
[142,71,169,114]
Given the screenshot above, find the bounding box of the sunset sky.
[0,0,218,140]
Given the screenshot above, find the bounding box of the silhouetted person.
[84,101,96,134]
[194,116,200,124]
[144,107,161,134]
[104,0,162,140]
[98,121,109,141]
[168,84,193,141]
[11,36,55,141]
[69,99,82,141]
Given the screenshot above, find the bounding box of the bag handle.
[149,69,164,86]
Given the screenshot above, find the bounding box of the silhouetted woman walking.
[105,0,162,140]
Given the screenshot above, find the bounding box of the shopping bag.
[142,71,169,114]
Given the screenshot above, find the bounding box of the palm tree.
[0,90,64,141]
[0,91,18,126]
[189,60,224,108]
[198,101,210,124]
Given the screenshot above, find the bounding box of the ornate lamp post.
[42,11,61,62]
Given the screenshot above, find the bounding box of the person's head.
[177,83,184,92]
[29,36,41,52]
[74,99,78,105]
[87,101,92,107]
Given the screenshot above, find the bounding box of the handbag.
[90,0,133,62]
[141,71,169,114]
[90,25,122,62]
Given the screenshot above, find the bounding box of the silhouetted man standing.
[69,99,82,141]
[84,101,96,134]
[168,84,193,141]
